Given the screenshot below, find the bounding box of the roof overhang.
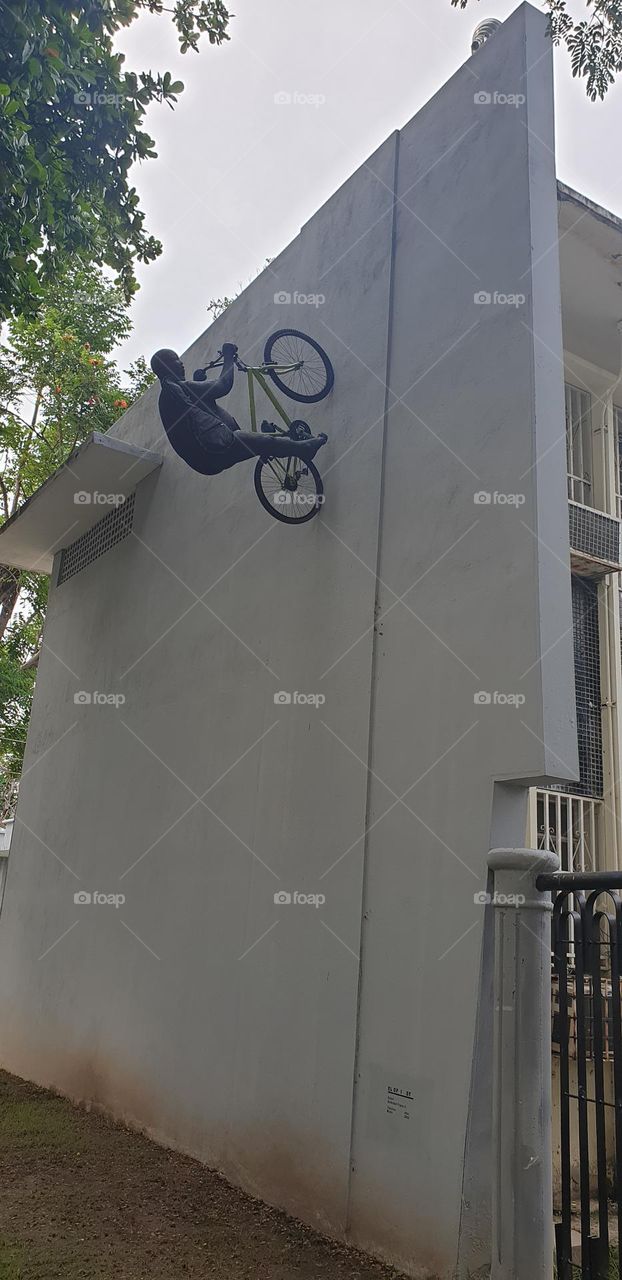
[0,432,162,574]
[558,181,622,374]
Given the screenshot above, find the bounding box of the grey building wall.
[0,6,577,1276]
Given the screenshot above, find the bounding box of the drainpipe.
[488,847,558,1280]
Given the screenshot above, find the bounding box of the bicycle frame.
[203,357,303,433]
[200,356,311,490]
[245,366,294,433]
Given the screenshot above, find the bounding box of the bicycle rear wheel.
[263,330,334,403]
[254,454,324,524]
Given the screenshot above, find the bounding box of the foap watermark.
[74,690,126,708]
[473,490,525,507]
[273,691,326,708]
[74,91,126,107]
[274,90,326,108]
[473,90,525,108]
[74,890,126,908]
[74,490,125,506]
[474,690,526,709]
[474,890,526,906]
[274,890,326,908]
[474,290,525,308]
[274,290,325,307]
[274,490,325,508]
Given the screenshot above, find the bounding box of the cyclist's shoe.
[295,433,327,461]
[260,420,278,434]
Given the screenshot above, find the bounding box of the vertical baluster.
[555,896,573,1280]
[610,901,622,1277]
[588,895,609,1275]
[575,893,593,1276]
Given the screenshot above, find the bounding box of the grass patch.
[0,1242,24,1279]
[0,1096,82,1153]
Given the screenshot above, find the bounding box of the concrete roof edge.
[557,179,622,237]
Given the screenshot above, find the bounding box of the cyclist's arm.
[192,343,237,400]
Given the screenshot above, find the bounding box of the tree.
[452,0,622,99]
[0,262,154,815]
[0,0,231,321]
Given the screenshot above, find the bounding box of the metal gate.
[538,870,622,1278]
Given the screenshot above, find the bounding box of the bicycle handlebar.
[199,352,249,374]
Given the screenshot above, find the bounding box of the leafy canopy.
[0,0,231,320]
[0,261,155,813]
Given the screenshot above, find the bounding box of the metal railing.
[532,790,601,873]
[536,870,622,1280]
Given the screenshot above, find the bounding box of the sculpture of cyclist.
[151,343,328,476]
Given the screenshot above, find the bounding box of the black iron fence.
[536,870,622,1279]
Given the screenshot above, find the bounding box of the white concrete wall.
[0,6,577,1276]
[347,8,576,1274]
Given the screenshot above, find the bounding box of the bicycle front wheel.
[263,330,334,403]
[254,454,324,524]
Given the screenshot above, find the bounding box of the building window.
[566,382,593,506]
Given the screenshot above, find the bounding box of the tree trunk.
[0,565,20,642]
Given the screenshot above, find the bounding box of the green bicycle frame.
[204,357,307,486]
[245,366,295,434]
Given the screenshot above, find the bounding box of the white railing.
[529,789,601,874]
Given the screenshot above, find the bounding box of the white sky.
[114,0,622,371]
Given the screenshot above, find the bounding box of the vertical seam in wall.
[344,128,400,1238]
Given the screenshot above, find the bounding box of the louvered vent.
[58,494,135,585]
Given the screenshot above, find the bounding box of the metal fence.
[536,870,622,1279]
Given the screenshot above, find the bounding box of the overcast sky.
[114,0,622,370]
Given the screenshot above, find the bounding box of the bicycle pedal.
[260,420,278,434]
[289,419,312,441]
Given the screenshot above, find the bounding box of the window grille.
[568,502,621,568]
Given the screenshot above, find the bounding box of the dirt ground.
[0,1071,403,1280]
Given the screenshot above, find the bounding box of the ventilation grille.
[556,577,603,799]
[569,501,621,567]
[58,494,135,585]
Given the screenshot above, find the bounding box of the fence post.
[487,846,559,1280]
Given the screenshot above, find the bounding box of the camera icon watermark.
[274,491,324,508]
[274,290,325,307]
[474,690,526,709]
[74,890,126,908]
[273,690,326,708]
[274,90,326,108]
[474,291,525,308]
[74,90,126,107]
[474,90,525,108]
[74,690,126,708]
[274,890,326,908]
[474,890,526,906]
[473,491,525,507]
[74,491,125,505]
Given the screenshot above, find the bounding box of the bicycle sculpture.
[151,329,334,525]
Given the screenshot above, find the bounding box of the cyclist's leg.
[234,431,327,461]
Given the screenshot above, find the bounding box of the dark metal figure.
[151,343,327,476]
